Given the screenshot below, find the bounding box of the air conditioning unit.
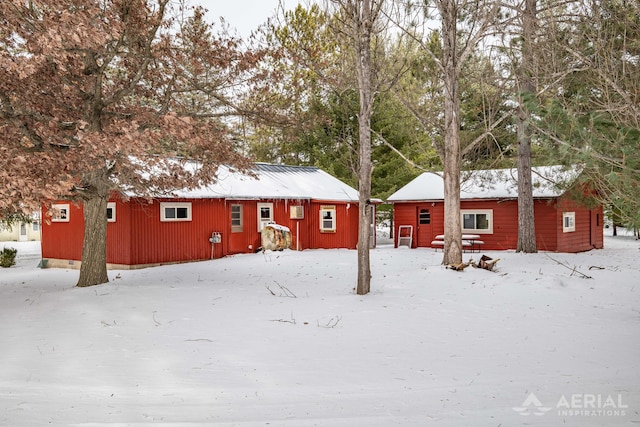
[290,205,304,219]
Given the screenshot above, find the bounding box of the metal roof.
[172,163,360,202]
[387,165,580,202]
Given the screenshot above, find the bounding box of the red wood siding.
[42,196,360,268]
[41,202,84,262]
[307,201,359,249]
[106,198,132,265]
[128,198,227,265]
[392,196,603,253]
[556,197,604,252]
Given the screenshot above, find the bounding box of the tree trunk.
[516,0,538,253]
[440,0,463,265]
[355,0,374,296]
[76,172,110,287]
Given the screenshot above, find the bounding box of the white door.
[257,203,274,231]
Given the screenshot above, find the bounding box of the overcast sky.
[196,1,303,38]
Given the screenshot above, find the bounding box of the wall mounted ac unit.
[290,205,304,219]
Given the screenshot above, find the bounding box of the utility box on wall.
[209,232,222,244]
[290,206,304,219]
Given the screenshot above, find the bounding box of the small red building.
[387,166,603,253]
[42,164,370,269]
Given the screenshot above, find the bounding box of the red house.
[41,163,370,269]
[387,166,603,253]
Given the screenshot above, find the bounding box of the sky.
[196,0,303,38]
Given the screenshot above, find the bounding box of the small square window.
[107,202,116,223]
[51,204,70,222]
[160,202,192,222]
[320,205,336,232]
[563,212,575,232]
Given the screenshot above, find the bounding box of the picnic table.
[431,234,484,252]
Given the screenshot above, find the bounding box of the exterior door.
[257,202,274,231]
[416,205,433,247]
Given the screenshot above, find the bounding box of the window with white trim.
[107,202,116,223]
[231,204,243,232]
[563,211,575,232]
[160,202,192,222]
[461,210,493,234]
[51,204,70,222]
[320,205,336,232]
[257,202,273,231]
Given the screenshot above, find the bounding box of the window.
[32,222,40,232]
[160,202,192,222]
[107,202,116,223]
[51,204,70,222]
[257,203,273,231]
[461,210,493,234]
[231,204,243,232]
[419,209,431,224]
[320,205,336,232]
[563,212,575,232]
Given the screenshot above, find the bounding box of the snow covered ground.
[1,230,639,426]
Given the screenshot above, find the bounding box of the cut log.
[473,255,500,271]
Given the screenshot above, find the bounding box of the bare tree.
[328,0,386,295]
[393,0,501,265]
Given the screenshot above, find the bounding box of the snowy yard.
[1,232,639,426]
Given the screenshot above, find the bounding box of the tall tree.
[0,1,261,286]
[515,0,538,252]
[397,0,501,265]
[328,0,385,295]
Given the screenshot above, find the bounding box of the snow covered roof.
[387,165,580,202]
[172,163,360,202]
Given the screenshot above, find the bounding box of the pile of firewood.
[446,255,500,272]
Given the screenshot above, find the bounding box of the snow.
[1,231,639,426]
[387,165,580,201]
[173,163,360,202]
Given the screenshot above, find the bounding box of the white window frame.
[51,203,70,222]
[320,205,337,232]
[231,204,243,232]
[461,209,493,234]
[563,211,576,232]
[257,202,274,232]
[107,202,116,223]
[32,222,40,232]
[160,202,192,222]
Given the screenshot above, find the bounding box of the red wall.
[42,197,361,267]
[392,197,603,253]
[41,202,84,262]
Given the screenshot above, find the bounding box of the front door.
[257,202,274,232]
[416,205,433,247]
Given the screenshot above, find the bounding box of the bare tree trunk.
[516,0,538,253]
[76,171,110,287]
[354,0,374,295]
[440,0,463,265]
